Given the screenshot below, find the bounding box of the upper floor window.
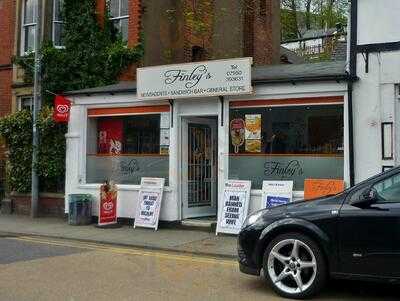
[22,0,36,54]
[109,0,129,42]
[18,96,33,111]
[52,0,65,47]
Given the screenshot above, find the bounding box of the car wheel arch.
[254,219,332,272]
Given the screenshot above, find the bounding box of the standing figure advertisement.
[99,181,118,226]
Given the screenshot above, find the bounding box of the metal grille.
[188,124,212,208]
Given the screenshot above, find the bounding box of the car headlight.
[242,210,264,229]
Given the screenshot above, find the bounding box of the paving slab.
[0,214,237,258]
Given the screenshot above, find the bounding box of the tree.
[281,0,348,40]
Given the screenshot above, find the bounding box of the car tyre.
[263,232,327,299]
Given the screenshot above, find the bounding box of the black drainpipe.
[348,0,358,186]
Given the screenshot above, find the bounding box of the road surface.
[0,236,398,301]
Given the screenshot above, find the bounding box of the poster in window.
[160,112,170,129]
[98,119,123,155]
[245,139,261,153]
[160,128,170,146]
[245,114,261,140]
[160,145,169,155]
[230,118,245,153]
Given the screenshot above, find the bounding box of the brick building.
[0,0,281,216]
[5,0,280,113]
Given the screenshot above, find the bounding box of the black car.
[238,166,400,299]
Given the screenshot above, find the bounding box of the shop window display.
[229,104,344,190]
[86,114,170,185]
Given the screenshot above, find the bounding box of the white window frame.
[17,95,34,111]
[109,0,129,42]
[21,0,37,55]
[52,0,65,48]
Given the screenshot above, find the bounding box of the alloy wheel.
[267,239,317,295]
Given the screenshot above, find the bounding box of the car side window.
[372,173,400,204]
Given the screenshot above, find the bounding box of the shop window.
[86,113,170,185]
[22,0,36,54]
[229,104,344,190]
[52,0,65,48]
[109,0,129,43]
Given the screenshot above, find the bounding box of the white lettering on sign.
[137,58,252,100]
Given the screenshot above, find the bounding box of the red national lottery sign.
[99,182,118,226]
[53,95,71,123]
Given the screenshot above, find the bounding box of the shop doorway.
[181,117,218,218]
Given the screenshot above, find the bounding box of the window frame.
[21,0,37,55]
[52,0,65,49]
[84,107,171,187]
[108,0,129,42]
[17,95,33,111]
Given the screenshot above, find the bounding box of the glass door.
[182,117,217,218]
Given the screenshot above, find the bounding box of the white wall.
[353,52,399,183]
[352,0,400,182]
[358,0,400,45]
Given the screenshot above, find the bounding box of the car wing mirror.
[355,189,378,208]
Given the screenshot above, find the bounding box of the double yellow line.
[10,236,237,267]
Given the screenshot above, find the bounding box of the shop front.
[64,59,350,222]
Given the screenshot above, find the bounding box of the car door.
[338,172,400,278]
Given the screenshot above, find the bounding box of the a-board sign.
[304,179,344,200]
[134,178,165,231]
[262,181,293,208]
[216,180,251,235]
[99,182,118,226]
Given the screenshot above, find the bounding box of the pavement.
[0,214,237,258]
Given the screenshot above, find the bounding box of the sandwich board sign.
[134,178,165,231]
[262,181,293,208]
[216,180,251,235]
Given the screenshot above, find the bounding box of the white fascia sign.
[137,57,253,100]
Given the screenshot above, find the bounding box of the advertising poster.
[134,178,165,231]
[245,114,261,140]
[230,118,245,153]
[98,119,123,155]
[245,139,261,153]
[262,181,293,209]
[216,180,251,235]
[98,182,118,226]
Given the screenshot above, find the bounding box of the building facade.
[350,0,400,183]
[64,61,350,221]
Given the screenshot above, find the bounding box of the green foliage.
[0,108,65,193]
[4,0,143,193]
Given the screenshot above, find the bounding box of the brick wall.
[244,0,281,65]
[0,0,15,118]
[120,0,141,81]
[11,194,65,217]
